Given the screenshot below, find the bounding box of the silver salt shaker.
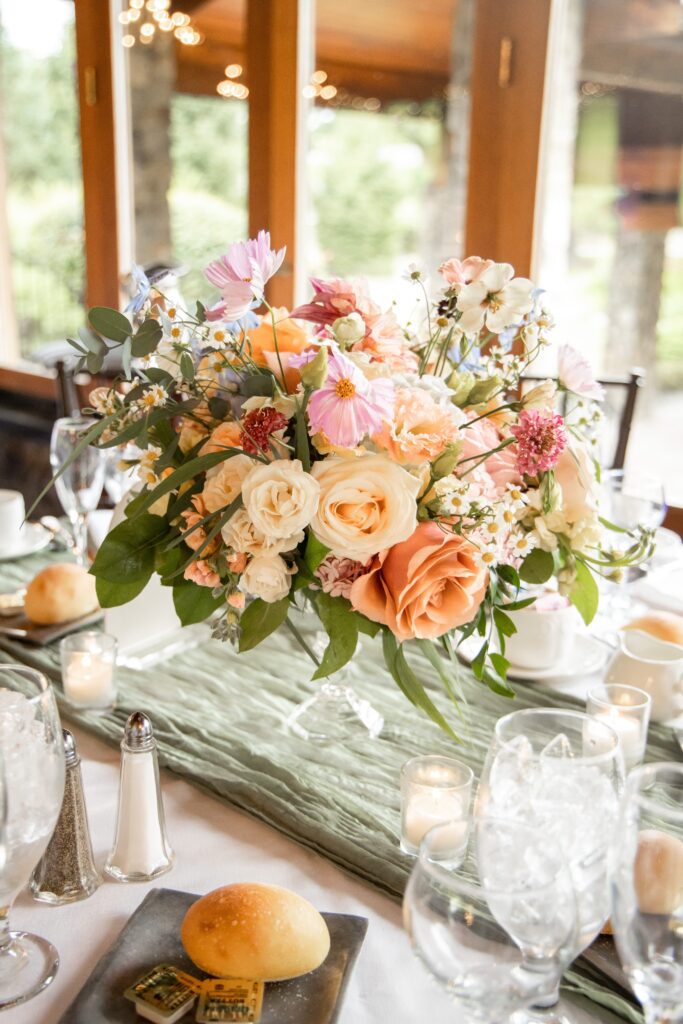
[105,712,174,882]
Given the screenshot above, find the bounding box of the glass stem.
[0,906,13,954]
[71,513,89,567]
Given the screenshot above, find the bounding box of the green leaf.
[303,531,329,575]
[172,579,224,626]
[482,669,516,698]
[519,547,554,585]
[86,350,104,374]
[355,614,380,638]
[502,597,536,612]
[239,597,291,653]
[470,641,488,680]
[180,352,195,381]
[121,337,133,378]
[78,326,107,354]
[208,397,229,420]
[416,638,465,718]
[131,319,163,357]
[89,513,167,583]
[144,367,175,386]
[493,607,517,637]
[383,632,460,742]
[570,558,599,626]
[497,564,520,588]
[489,652,510,679]
[155,542,183,582]
[312,592,358,679]
[89,306,133,344]
[295,398,311,471]
[126,449,244,519]
[96,574,149,608]
[195,300,206,322]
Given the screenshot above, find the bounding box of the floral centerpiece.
[46,233,652,738]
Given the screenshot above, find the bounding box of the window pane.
[0,0,85,357]
[305,0,474,311]
[116,0,247,307]
[536,0,683,504]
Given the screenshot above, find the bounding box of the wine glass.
[403,818,578,1024]
[0,665,65,1009]
[611,762,683,1024]
[50,417,105,566]
[602,470,666,533]
[477,708,625,1019]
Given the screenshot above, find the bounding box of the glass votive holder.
[586,683,651,771]
[60,631,117,712]
[400,755,474,859]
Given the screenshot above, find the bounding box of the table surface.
[5,723,626,1024]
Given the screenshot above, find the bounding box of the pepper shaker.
[105,711,174,882]
[30,729,100,904]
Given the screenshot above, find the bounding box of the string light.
[303,70,340,103]
[225,63,242,78]
[217,63,248,100]
[119,3,202,48]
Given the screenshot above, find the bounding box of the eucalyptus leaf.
[180,352,195,381]
[89,306,133,344]
[121,337,133,378]
[132,319,163,357]
[89,513,167,584]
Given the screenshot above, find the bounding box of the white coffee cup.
[0,490,25,554]
[505,592,577,671]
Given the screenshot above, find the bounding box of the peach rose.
[200,421,242,456]
[240,309,310,392]
[311,454,420,561]
[373,388,461,465]
[458,416,520,495]
[202,454,255,513]
[350,522,488,642]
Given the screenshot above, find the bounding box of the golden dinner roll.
[634,829,683,915]
[624,612,683,648]
[24,563,99,625]
[181,883,330,981]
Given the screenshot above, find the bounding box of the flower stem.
[284,617,321,667]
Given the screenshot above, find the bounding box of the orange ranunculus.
[240,309,311,392]
[350,522,488,642]
[200,420,243,456]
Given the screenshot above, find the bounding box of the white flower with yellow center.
[508,530,539,558]
[138,384,167,411]
[208,323,231,349]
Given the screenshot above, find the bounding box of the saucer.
[459,632,608,683]
[0,523,51,562]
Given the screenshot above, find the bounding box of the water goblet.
[0,665,65,1009]
[403,817,578,1024]
[50,416,105,566]
[477,708,625,1020]
[611,762,683,1024]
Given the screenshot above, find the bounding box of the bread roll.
[634,829,683,915]
[624,612,683,648]
[25,563,99,625]
[181,883,330,981]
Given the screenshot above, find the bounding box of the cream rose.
[311,453,420,561]
[242,459,319,540]
[241,553,294,603]
[202,454,255,513]
[554,441,599,524]
[221,507,303,556]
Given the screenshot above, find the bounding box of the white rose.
[221,507,302,556]
[311,453,420,560]
[202,454,255,513]
[332,312,365,346]
[554,441,599,524]
[241,553,294,603]
[242,459,320,540]
[533,515,559,552]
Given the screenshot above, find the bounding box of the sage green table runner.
[2,550,679,1022]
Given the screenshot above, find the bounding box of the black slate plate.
[59,888,368,1024]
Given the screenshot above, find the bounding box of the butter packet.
[124,963,200,1022]
[195,978,265,1022]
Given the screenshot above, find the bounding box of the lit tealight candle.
[60,632,117,711]
[586,684,651,771]
[400,755,473,858]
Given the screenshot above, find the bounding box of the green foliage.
[382,632,460,742]
[96,575,149,608]
[239,597,291,653]
[172,580,225,626]
[570,558,599,625]
[312,593,358,680]
[519,547,555,585]
[89,513,167,585]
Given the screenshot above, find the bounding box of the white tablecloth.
[5,724,617,1024]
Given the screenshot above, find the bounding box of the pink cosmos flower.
[305,347,395,448]
[314,553,369,599]
[204,230,286,321]
[438,256,494,288]
[510,409,567,477]
[558,344,605,400]
[291,277,380,331]
[184,558,220,589]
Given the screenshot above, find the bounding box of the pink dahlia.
[510,410,567,477]
[204,230,286,321]
[305,348,394,448]
[314,553,369,599]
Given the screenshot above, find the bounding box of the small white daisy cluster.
[470,483,539,570]
[137,444,163,487]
